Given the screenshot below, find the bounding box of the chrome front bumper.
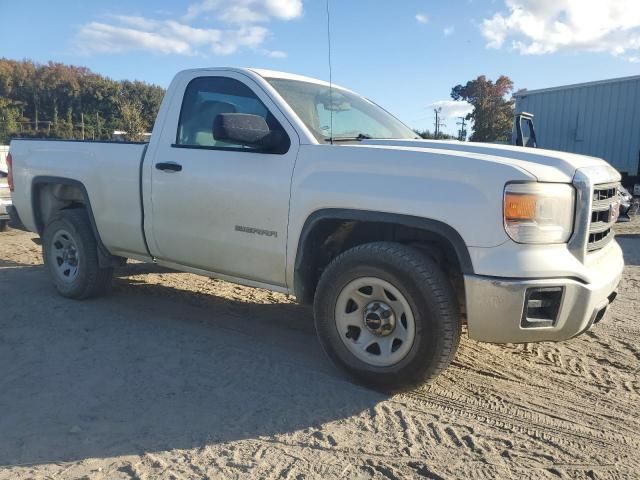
[464,241,624,343]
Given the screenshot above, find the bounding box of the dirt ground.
[0,219,638,480]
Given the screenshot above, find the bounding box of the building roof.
[514,74,640,97]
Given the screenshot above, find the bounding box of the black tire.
[42,209,114,299]
[313,242,460,389]
[0,220,7,232]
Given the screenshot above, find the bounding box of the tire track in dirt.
[423,335,640,453]
[461,336,639,396]
[444,362,640,423]
[398,389,638,454]
[446,367,638,435]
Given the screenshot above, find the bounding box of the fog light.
[521,287,563,328]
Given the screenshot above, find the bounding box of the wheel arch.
[31,176,118,267]
[293,209,473,305]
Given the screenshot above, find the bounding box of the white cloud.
[443,26,455,36]
[76,21,196,55]
[430,100,473,119]
[482,0,640,61]
[184,0,303,24]
[265,50,288,58]
[74,0,302,57]
[416,13,429,24]
[75,18,266,56]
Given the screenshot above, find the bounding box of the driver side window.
[176,76,281,150]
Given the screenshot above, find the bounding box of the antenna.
[326,0,333,144]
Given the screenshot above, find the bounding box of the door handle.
[155,162,183,172]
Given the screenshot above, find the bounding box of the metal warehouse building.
[514,75,640,183]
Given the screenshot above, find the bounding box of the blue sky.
[2,0,640,136]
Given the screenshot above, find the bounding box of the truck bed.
[9,139,150,259]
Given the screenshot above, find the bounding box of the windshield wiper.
[325,133,373,143]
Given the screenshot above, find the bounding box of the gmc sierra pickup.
[7,68,624,388]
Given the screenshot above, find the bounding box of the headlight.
[504,183,575,244]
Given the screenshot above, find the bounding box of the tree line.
[0,58,165,144]
[0,58,516,145]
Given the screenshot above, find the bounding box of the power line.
[456,116,467,141]
[434,107,446,138]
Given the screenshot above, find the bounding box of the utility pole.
[81,112,85,140]
[456,116,467,141]
[434,107,446,138]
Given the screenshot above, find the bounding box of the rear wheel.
[313,242,460,389]
[0,220,7,232]
[42,209,113,299]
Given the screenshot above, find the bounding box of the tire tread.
[314,241,461,389]
[43,209,113,299]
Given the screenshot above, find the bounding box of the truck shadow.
[112,262,316,335]
[0,263,384,468]
[0,258,37,268]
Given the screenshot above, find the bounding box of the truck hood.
[360,139,614,183]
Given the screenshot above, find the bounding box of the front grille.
[587,182,619,252]
[593,186,617,201]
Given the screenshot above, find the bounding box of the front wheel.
[42,209,114,299]
[313,242,460,389]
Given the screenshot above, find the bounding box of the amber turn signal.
[504,193,537,221]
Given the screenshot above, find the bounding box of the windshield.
[266,78,418,142]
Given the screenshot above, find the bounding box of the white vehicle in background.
[1,145,11,231]
[6,68,624,388]
[0,171,10,231]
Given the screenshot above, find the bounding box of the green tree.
[0,97,19,143]
[414,129,455,140]
[120,80,164,132]
[451,75,514,143]
[118,98,145,141]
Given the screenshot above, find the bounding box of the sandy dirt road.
[0,221,639,479]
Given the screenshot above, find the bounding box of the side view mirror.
[213,113,285,152]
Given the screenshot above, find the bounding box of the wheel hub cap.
[334,277,416,367]
[363,301,396,336]
[51,229,80,284]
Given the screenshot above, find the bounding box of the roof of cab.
[248,68,333,87]
[249,68,355,94]
[177,67,350,92]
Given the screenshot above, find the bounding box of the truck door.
[513,112,537,148]
[144,72,299,287]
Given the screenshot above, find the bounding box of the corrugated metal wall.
[515,76,640,175]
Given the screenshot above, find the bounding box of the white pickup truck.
[7,68,624,388]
